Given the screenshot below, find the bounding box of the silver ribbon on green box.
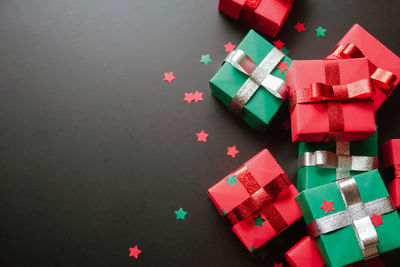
[298,142,377,180]
[307,177,395,259]
[224,48,287,114]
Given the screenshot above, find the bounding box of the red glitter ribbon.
[331,43,396,93]
[289,60,374,141]
[240,0,293,23]
[225,166,290,234]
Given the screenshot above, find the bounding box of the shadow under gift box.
[208,149,301,252]
[218,0,294,37]
[286,58,376,142]
[295,170,400,267]
[382,139,400,208]
[326,24,400,111]
[209,30,291,131]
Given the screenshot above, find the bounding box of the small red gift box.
[287,58,376,142]
[218,0,294,37]
[383,139,400,207]
[326,24,400,111]
[208,149,301,252]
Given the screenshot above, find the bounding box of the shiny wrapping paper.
[295,170,400,267]
[209,30,292,130]
[286,58,376,142]
[218,0,294,37]
[326,24,400,111]
[297,130,378,192]
[383,139,400,207]
[208,149,301,252]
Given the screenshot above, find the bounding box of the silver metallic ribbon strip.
[307,177,395,260]
[224,48,287,113]
[298,142,377,180]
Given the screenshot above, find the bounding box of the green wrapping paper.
[209,30,292,130]
[296,170,400,267]
[297,130,378,192]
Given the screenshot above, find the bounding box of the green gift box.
[296,170,400,267]
[209,30,292,130]
[297,129,378,192]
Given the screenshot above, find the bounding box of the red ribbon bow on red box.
[225,165,291,234]
[331,43,396,93]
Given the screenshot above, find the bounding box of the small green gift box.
[297,129,378,192]
[296,170,400,267]
[209,30,292,130]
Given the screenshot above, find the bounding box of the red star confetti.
[274,263,283,267]
[129,245,142,259]
[320,200,335,214]
[163,72,175,83]
[196,130,208,142]
[193,90,204,102]
[277,61,289,72]
[224,41,236,52]
[273,39,285,49]
[294,22,305,32]
[227,145,239,158]
[282,119,291,130]
[183,92,195,104]
[371,213,384,227]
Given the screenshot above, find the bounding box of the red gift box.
[218,0,294,37]
[326,24,400,111]
[383,139,400,207]
[208,149,301,251]
[287,58,376,142]
[285,236,385,267]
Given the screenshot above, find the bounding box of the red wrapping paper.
[208,149,301,251]
[287,58,376,142]
[326,24,400,111]
[383,139,400,207]
[218,0,293,37]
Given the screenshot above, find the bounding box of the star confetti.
[294,22,305,32]
[315,26,327,37]
[280,46,290,55]
[196,130,208,142]
[224,41,236,52]
[277,61,289,72]
[193,90,204,102]
[273,39,285,49]
[163,72,175,83]
[320,200,335,214]
[183,92,195,104]
[226,175,238,186]
[371,213,384,227]
[175,208,188,220]
[253,215,265,227]
[129,245,142,259]
[200,54,212,65]
[274,263,283,267]
[227,145,239,158]
[282,119,291,130]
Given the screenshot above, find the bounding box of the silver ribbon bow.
[298,142,377,180]
[224,48,287,113]
[307,177,395,260]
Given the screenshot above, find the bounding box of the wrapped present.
[209,30,291,130]
[383,139,400,207]
[326,24,400,111]
[208,149,301,251]
[287,58,376,142]
[296,170,400,267]
[218,0,294,37]
[297,130,378,192]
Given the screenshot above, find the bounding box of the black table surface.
[1,0,400,266]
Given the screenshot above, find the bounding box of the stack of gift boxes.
[207,4,400,265]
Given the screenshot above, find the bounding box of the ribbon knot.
[241,0,294,24]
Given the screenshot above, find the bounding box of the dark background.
[1,0,400,266]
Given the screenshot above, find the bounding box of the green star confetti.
[315,26,327,37]
[174,208,188,220]
[200,54,212,65]
[253,215,265,227]
[280,46,290,55]
[225,175,238,186]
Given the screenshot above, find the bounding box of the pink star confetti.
[273,40,285,49]
[163,72,175,83]
[183,92,195,104]
[196,130,208,142]
[224,41,236,52]
[320,200,335,214]
[193,90,204,102]
[371,213,383,227]
[227,145,239,158]
[277,61,289,72]
[129,245,142,259]
[294,22,306,32]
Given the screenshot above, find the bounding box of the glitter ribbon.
[240,0,294,24]
[298,142,377,180]
[225,165,291,234]
[307,177,395,260]
[289,60,374,141]
[331,43,396,93]
[224,48,287,114]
